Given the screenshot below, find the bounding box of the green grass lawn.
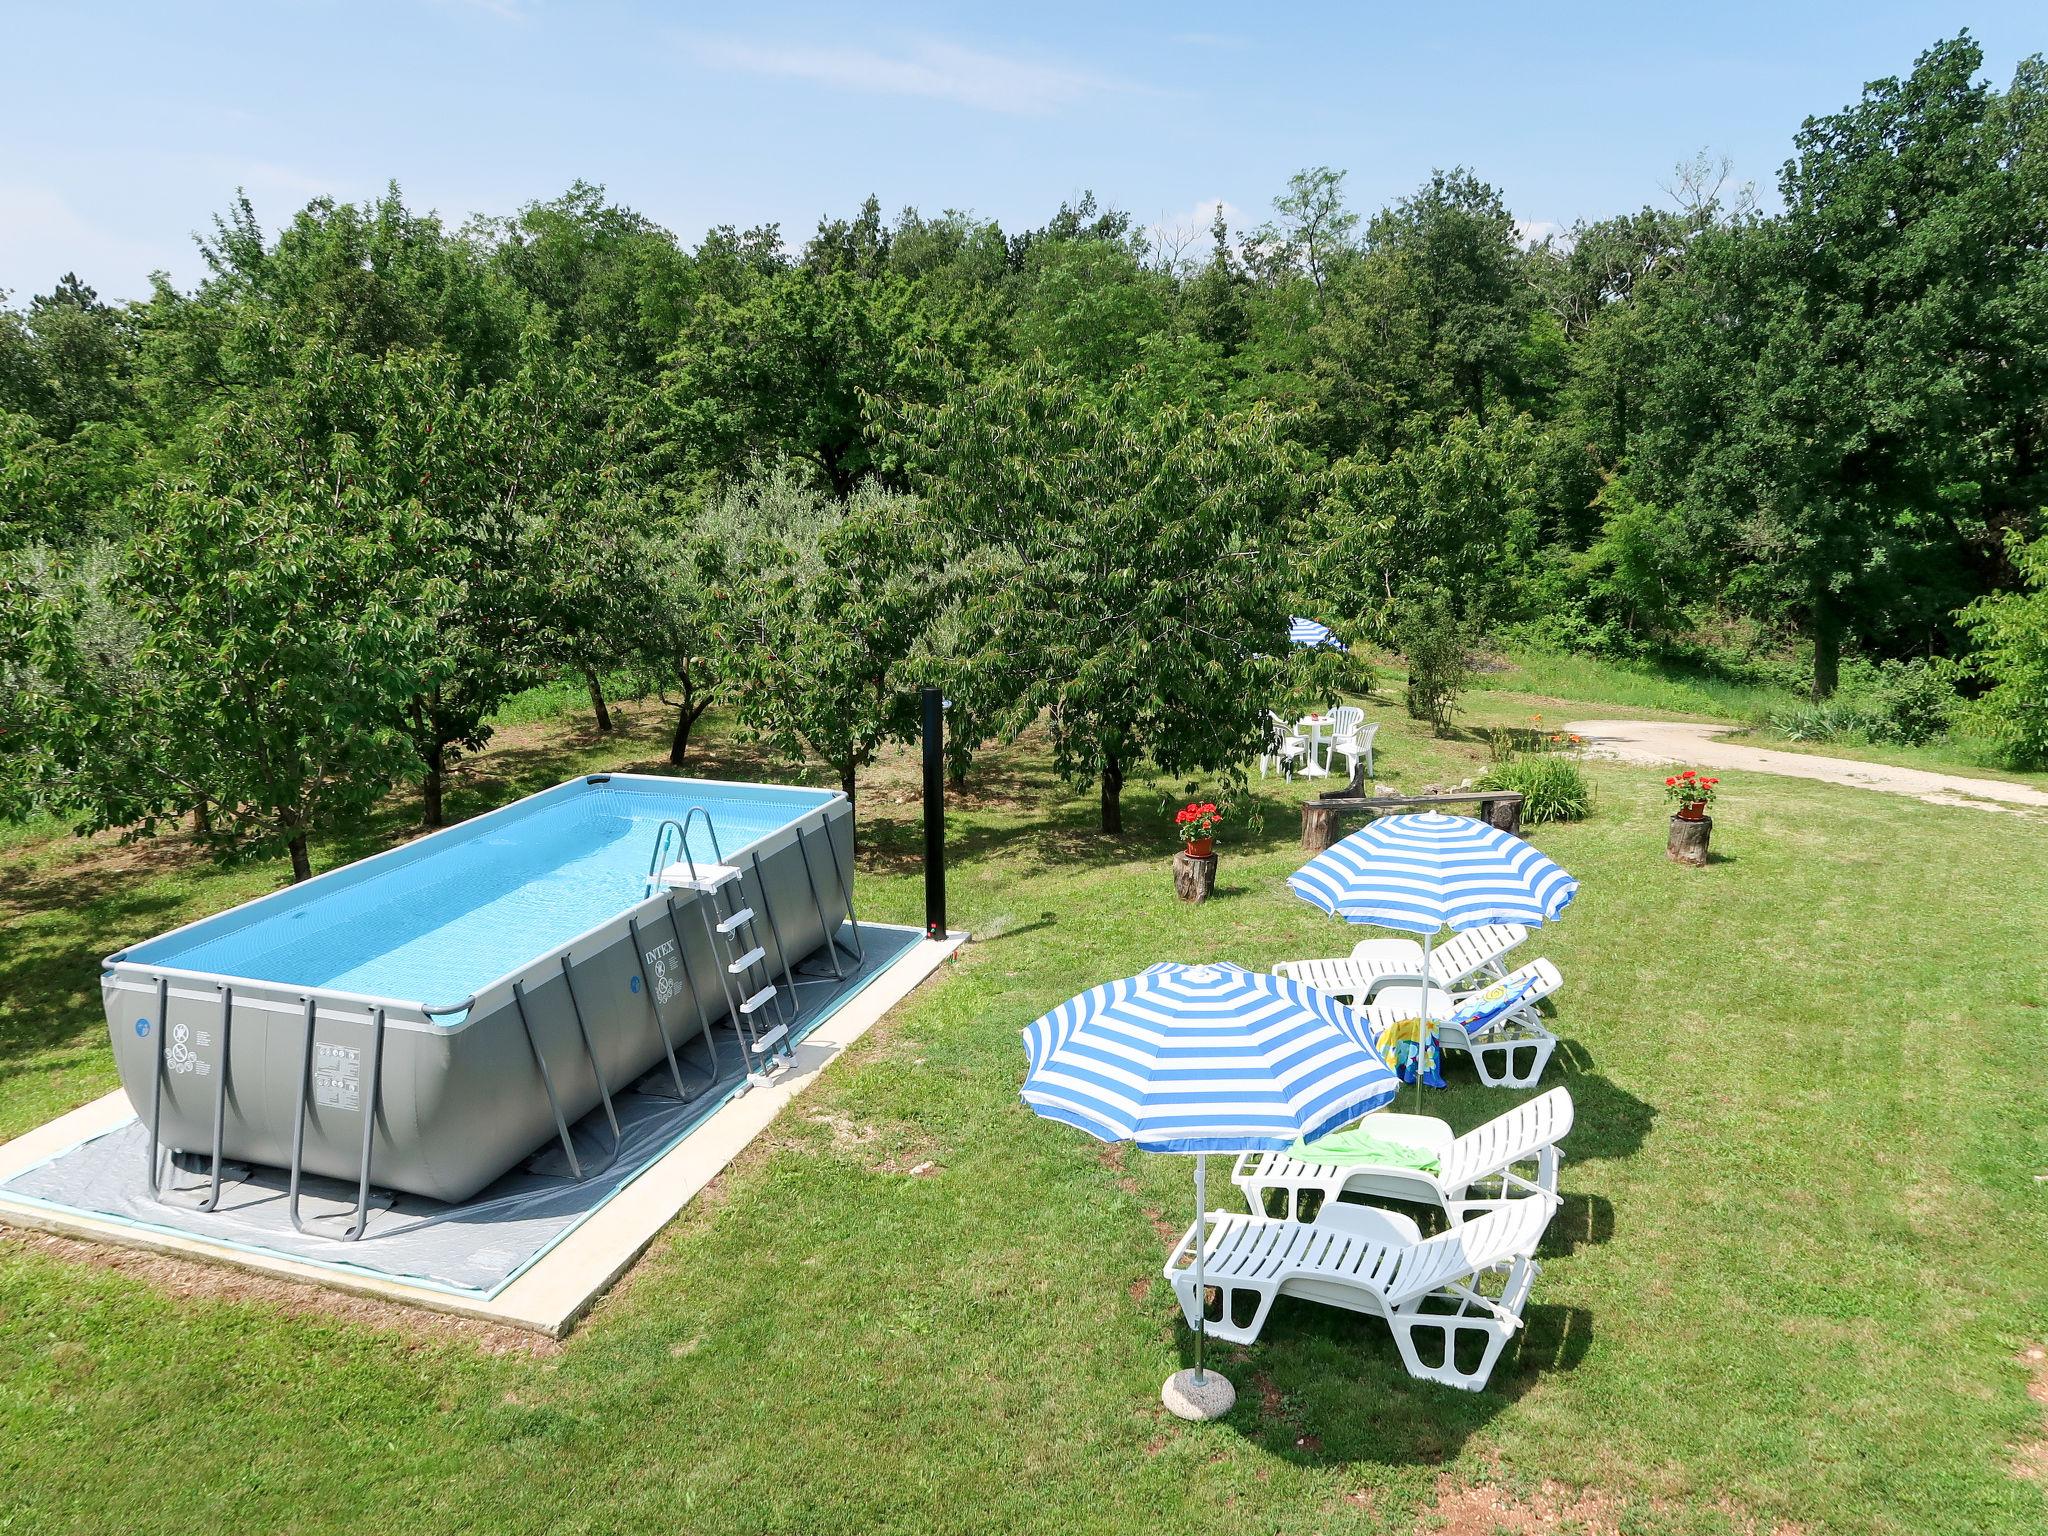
[2,688,2046,1535]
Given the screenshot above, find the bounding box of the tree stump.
[1302,802,1345,854]
[1667,814,1712,867]
[1173,849,1218,903]
[1479,796,1523,836]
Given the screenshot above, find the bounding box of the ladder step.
[656,861,741,892]
[727,946,766,974]
[716,907,755,935]
[738,985,777,1016]
[749,1025,789,1055]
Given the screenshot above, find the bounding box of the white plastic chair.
[1232,1087,1573,1226]
[1164,1195,1555,1392]
[1259,711,1309,779]
[1330,713,1376,782]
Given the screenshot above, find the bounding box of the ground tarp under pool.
[5,924,922,1297]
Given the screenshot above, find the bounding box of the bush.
[1958,533,2048,766]
[1767,659,1957,747]
[1397,591,1478,738]
[1862,658,1957,745]
[1476,755,1592,823]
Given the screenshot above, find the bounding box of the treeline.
[3,33,2047,875]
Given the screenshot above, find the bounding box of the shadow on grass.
[1551,1043,1656,1166]
[1186,1295,1594,1467]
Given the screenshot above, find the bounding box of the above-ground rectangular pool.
[102,774,857,1210]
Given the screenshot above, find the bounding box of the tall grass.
[1473,648,1801,722]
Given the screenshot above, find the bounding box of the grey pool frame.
[99,774,859,1227]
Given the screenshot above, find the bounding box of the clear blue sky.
[2,1,2042,302]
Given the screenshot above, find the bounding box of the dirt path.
[1563,718,2048,815]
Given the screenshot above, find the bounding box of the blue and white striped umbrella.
[1288,811,1578,934]
[1288,615,1344,650]
[1019,961,1399,1153]
[1020,960,1400,1412]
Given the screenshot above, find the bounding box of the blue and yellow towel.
[1373,1013,1445,1090]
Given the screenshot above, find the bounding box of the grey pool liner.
[6,924,920,1296]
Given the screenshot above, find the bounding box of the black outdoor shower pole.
[921,687,947,940]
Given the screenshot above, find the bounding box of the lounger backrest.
[1370,956,1559,1025]
[1439,1087,1573,1188]
[1432,923,1529,984]
[1378,1197,1553,1308]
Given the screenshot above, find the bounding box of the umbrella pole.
[1416,930,1435,1110]
[1192,1152,1208,1385]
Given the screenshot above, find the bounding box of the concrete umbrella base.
[1161,1368,1236,1421]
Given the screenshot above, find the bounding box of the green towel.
[1288,1125,1441,1172]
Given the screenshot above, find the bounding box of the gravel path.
[1562,718,2048,814]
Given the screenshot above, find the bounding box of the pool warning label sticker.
[314,1043,362,1112]
[645,939,682,1010]
[165,1022,211,1077]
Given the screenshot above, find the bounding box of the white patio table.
[1295,713,1335,776]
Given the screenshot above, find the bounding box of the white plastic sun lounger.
[1274,922,1529,1006]
[1164,1196,1555,1391]
[1231,1087,1573,1225]
[1364,958,1562,1089]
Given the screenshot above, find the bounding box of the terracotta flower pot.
[1183,837,1214,859]
[1676,802,1707,822]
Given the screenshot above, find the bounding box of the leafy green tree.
[480,182,698,385]
[1630,36,2048,695]
[529,486,645,735]
[1397,589,1480,736]
[1251,167,1359,305]
[372,345,597,826]
[134,185,529,425]
[1013,237,1170,388]
[904,365,1310,833]
[29,387,436,880]
[1327,412,1547,637]
[651,263,962,498]
[1569,477,1699,647]
[0,413,147,548]
[1365,169,1533,424]
[8,274,138,439]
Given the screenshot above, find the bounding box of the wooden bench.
[1301,789,1525,853]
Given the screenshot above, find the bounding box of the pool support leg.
[195,986,233,1212]
[512,980,582,1181]
[287,995,317,1235]
[342,1008,387,1241]
[557,954,622,1155]
[660,893,725,1093]
[793,823,849,982]
[144,974,169,1197]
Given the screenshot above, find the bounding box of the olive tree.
[712,465,951,804]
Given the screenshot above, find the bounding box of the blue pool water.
[121,778,838,1006]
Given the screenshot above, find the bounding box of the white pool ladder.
[651,810,797,1091]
